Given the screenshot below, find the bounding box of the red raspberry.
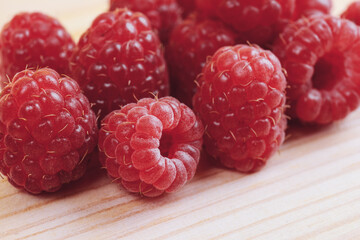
[98,96,204,197]
[293,0,332,20]
[342,1,360,26]
[166,14,236,107]
[193,45,287,173]
[177,0,196,17]
[0,12,75,88]
[195,0,295,45]
[70,9,170,119]
[273,16,360,124]
[0,68,98,194]
[109,0,181,43]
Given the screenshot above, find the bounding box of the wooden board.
[1,0,360,239]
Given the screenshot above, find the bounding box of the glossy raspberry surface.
[0,68,98,194]
[195,0,295,45]
[0,12,75,88]
[166,14,236,107]
[273,16,360,124]
[109,0,181,43]
[293,0,332,20]
[70,9,170,120]
[99,96,204,197]
[341,1,360,26]
[193,45,287,173]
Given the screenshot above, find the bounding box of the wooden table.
[1,0,360,239]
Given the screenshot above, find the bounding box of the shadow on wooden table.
[286,119,339,143]
[29,119,340,202]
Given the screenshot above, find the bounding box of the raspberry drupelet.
[292,0,332,20]
[193,45,287,173]
[342,1,360,26]
[0,68,98,194]
[273,15,360,124]
[98,96,204,197]
[0,12,75,88]
[70,9,170,120]
[166,14,236,107]
[176,0,196,17]
[195,0,295,45]
[109,0,182,44]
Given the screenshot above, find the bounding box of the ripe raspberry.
[98,96,204,197]
[177,0,196,17]
[193,45,287,173]
[195,0,295,45]
[166,14,236,107]
[0,12,75,88]
[341,1,360,26]
[0,68,98,194]
[109,0,181,43]
[293,0,332,20]
[273,16,360,124]
[70,9,170,119]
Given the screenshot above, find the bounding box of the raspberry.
[70,9,169,120]
[0,12,75,88]
[193,45,287,173]
[293,0,332,20]
[109,0,181,43]
[195,0,295,45]
[177,0,196,17]
[273,16,360,124]
[342,1,360,26]
[166,14,236,107]
[0,68,98,194]
[98,96,204,197]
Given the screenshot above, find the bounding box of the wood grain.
[1,0,360,239]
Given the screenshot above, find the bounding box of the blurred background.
[0,0,355,41]
[0,0,108,41]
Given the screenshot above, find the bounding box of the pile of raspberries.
[0,0,360,197]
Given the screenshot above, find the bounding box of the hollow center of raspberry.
[312,52,345,91]
[159,133,173,157]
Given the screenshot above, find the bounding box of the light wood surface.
[0,0,360,239]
